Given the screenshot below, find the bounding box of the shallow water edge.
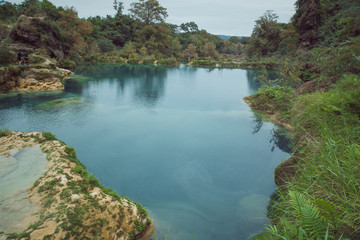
[0,131,153,240]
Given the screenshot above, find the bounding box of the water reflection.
[73,63,179,108]
[0,63,292,240]
[251,113,293,154]
[246,69,280,92]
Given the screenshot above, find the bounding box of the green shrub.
[157,58,177,65]
[192,59,217,66]
[97,38,116,52]
[42,132,57,141]
[255,75,360,239]
[0,44,14,64]
[29,55,45,64]
[249,85,295,119]
[127,58,139,64]
[58,59,76,70]
[0,128,11,137]
[142,57,155,64]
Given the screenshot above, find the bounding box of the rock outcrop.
[0,132,153,240]
[10,15,66,59]
[0,65,72,93]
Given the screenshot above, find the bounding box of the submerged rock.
[34,97,84,110]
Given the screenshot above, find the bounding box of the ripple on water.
[0,145,48,233]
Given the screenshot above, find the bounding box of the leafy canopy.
[129,0,168,25]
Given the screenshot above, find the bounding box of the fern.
[314,198,342,230]
[288,191,327,239]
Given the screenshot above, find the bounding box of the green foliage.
[157,58,177,66]
[129,0,168,25]
[246,10,282,58]
[29,55,46,64]
[127,58,139,64]
[58,59,76,69]
[192,59,217,66]
[249,85,295,118]
[255,75,360,239]
[134,220,145,231]
[142,57,155,64]
[42,132,57,141]
[0,2,18,23]
[103,187,121,201]
[0,44,14,64]
[97,38,116,52]
[293,0,322,50]
[0,128,11,137]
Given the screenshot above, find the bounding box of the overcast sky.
[7,0,296,36]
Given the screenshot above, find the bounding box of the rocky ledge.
[0,131,153,240]
[0,64,72,93]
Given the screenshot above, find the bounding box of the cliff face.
[0,132,153,240]
[10,15,66,59]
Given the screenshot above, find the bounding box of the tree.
[204,42,219,60]
[292,0,321,50]
[180,22,199,33]
[113,0,124,16]
[246,10,281,57]
[129,0,168,25]
[184,43,197,61]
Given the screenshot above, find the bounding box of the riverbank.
[83,56,280,70]
[245,74,360,239]
[0,131,153,240]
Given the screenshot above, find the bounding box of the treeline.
[0,0,248,66]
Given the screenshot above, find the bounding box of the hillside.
[243,1,360,239]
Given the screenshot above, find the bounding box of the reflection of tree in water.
[270,127,293,154]
[251,113,293,154]
[251,114,263,134]
[246,69,280,93]
[73,63,180,108]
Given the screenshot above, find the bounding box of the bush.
[142,57,155,64]
[157,58,178,65]
[0,129,11,137]
[29,55,46,64]
[127,58,139,64]
[255,75,360,239]
[97,38,116,53]
[42,132,57,141]
[0,44,14,64]
[249,85,295,117]
[192,59,217,66]
[58,59,76,70]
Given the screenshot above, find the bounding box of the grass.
[0,128,11,137]
[252,74,360,239]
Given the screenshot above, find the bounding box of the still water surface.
[0,63,291,239]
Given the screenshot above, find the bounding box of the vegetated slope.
[244,1,360,239]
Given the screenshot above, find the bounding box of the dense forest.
[1,0,360,239]
[0,0,247,67]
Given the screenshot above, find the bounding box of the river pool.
[0,63,291,239]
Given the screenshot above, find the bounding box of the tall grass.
[253,75,360,239]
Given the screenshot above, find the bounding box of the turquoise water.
[0,63,291,239]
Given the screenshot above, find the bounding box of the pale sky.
[7,0,296,36]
